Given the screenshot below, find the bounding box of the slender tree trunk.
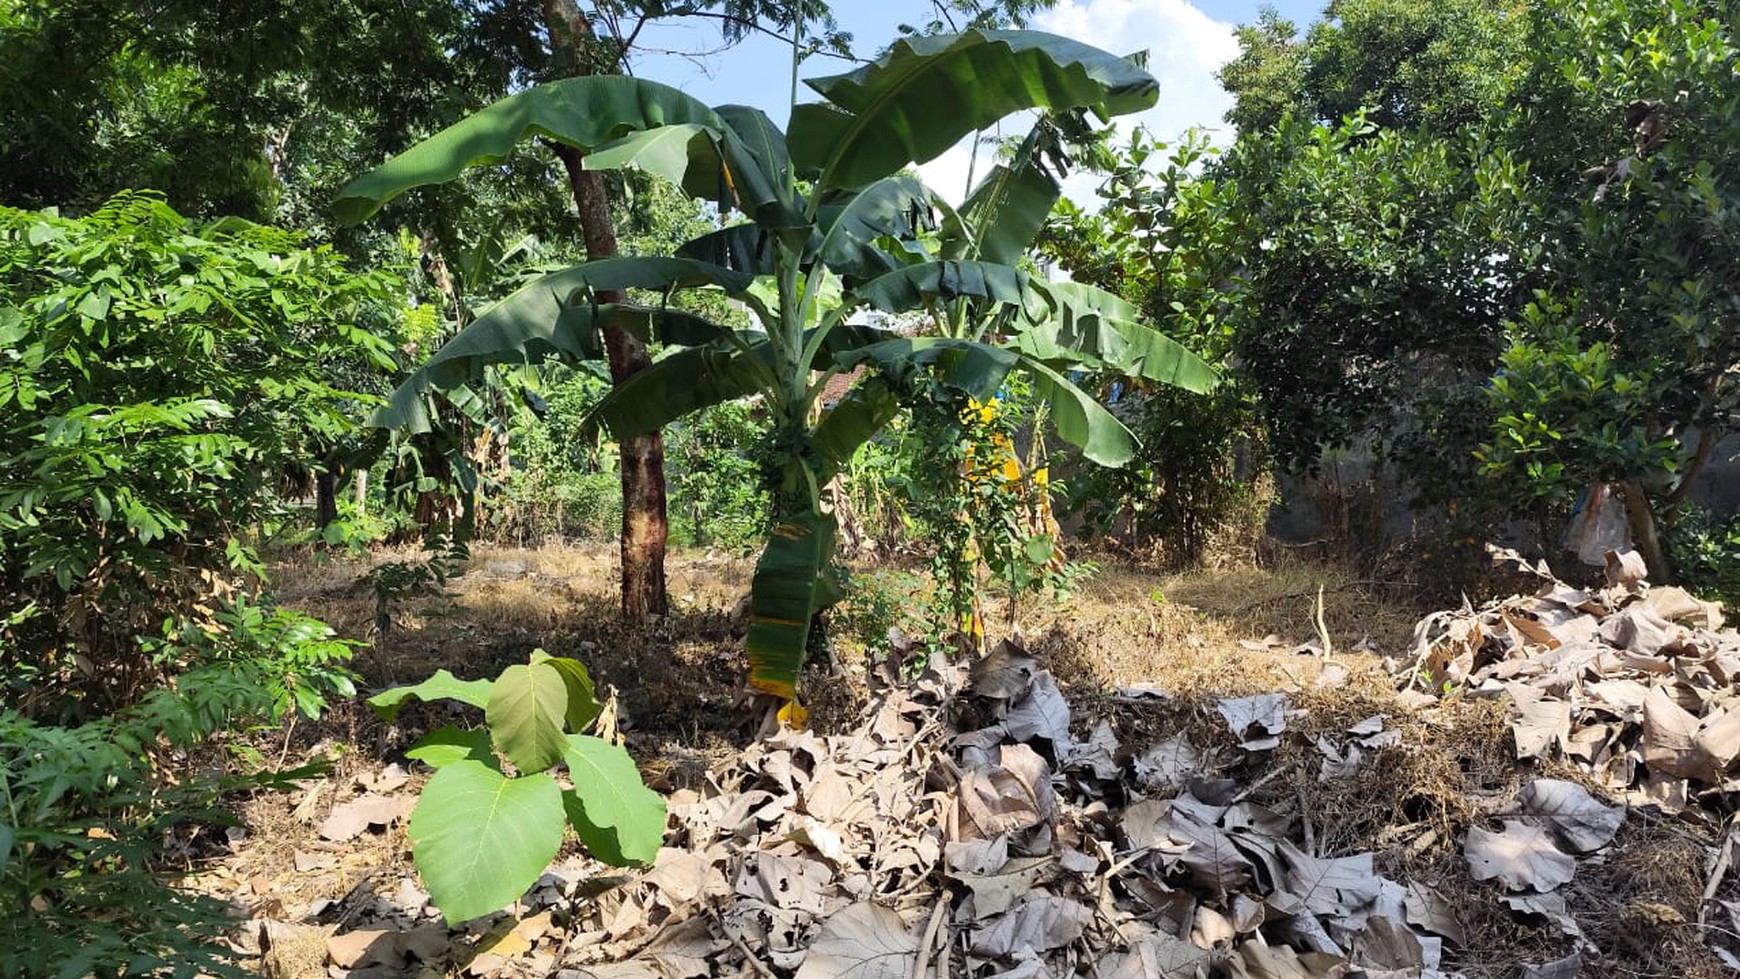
[544,0,668,618]
[1619,479,1673,584]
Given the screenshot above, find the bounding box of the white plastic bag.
[1563,482,1631,566]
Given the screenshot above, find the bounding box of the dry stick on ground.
[912,896,950,979]
[711,909,775,979]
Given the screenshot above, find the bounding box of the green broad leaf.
[407,761,565,924]
[714,105,795,205]
[0,308,24,346]
[406,726,495,769]
[841,337,1021,400]
[677,224,779,276]
[369,669,492,722]
[1014,352,1137,467]
[813,176,937,279]
[374,296,729,434]
[789,30,1157,189]
[335,75,726,224]
[1017,280,1219,393]
[584,338,774,441]
[856,260,1029,313]
[744,510,838,700]
[949,159,1062,265]
[1024,535,1056,566]
[562,735,667,866]
[532,652,603,734]
[813,378,901,478]
[486,661,570,775]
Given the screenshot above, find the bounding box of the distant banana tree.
[336,30,1216,703]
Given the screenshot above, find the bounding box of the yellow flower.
[1032,466,1049,488]
[999,457,1021,482]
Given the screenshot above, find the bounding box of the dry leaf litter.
[206,546,1740,978]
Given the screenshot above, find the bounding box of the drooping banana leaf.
[840,336,1021,398]
[583,121,799,227]
[677,224,780,276]
[813,176,938,279]
[843,336,1138,466]
[335,76,728,224]
[375,298,732,433]
[855,260,1030,314]
[788,30,1158,190]
[583,339,774,441]
[812,377,900,478]
[1016,280,1219,393]
[944,159,1062,265]
[743,510,838,700]
[1013,352,1138,467]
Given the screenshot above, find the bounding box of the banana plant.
[336,30,1215,703]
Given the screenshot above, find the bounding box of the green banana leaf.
[814,176,937,280]
[677,223,779,276]
[946,159,1062,265]
[843,336,1137,466]
[583,120,798,227]
[812,377,900,478]
[335,76,726,224]
[743,510,838,700]
[583,339,774,441]
[1017,280,1219,393]
[788,30,1158,190]
[856,260,1030,313]
[376,299,731,434]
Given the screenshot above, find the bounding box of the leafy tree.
[0,192,402,711]
[1224,113,1537,475]
[1478,0,1740,581]
[1218,0,1528,136]
[338,30,1214,700]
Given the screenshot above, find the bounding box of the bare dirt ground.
[180,544,1733,979]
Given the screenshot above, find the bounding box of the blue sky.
[628,0,1324,201]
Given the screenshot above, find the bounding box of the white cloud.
[1037,0,1240,146]
[914,2,1239,209]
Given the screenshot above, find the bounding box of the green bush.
[0,191,401,705]
[0,600,354,979]
[1665,505,1740,610]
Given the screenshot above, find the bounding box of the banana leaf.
[335,76,727,224]
[583,339,774,441]
[743,510,838,700]
[813,176,937,279]
[856,260,1030,313]
[843,336,1137,466]
[788,30,1157,190]
[375,299,731,434]
[1016,280,1219,393]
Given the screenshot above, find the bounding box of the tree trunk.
[1619,478,1673,584]
[544,0,668,618]
[315,467,338,531]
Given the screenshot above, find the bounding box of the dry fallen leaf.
[1465,821,1576,892]
[792,902,918,979]
[1514,779,1623,853]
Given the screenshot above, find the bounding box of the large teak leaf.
[368,669,492,721]
[563,735,666,865]
[407,761,565,923]
[486,661,570,774]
